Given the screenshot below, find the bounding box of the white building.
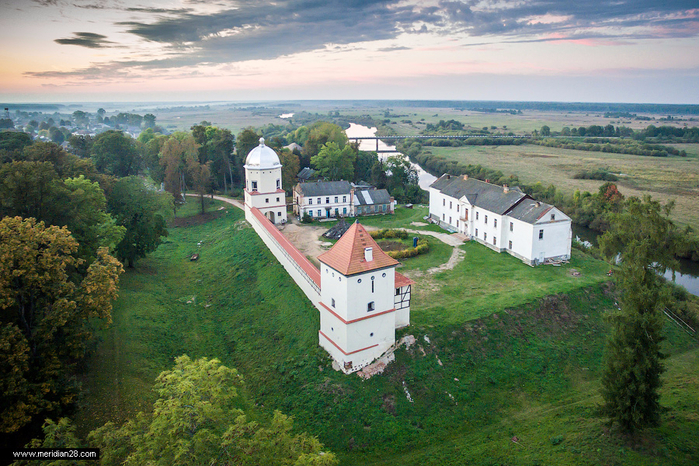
[429,174,572,265]
[317,221,413,373]
[244,138,287,224]
[293,181,393,220]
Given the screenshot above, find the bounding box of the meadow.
[423,144,699,229]
[75,200,699,465]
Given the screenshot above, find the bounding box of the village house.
[293,180,394,220]
[429,174,572,265]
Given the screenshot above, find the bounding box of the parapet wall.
[246,207,321,306]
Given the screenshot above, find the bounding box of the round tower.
[244,137,287,224]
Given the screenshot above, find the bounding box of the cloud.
[54,32,114,48]
[378,46,411,52]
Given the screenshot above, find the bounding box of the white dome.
[245,137,281,168]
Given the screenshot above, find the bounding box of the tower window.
[367,301,375,312]
[372,281,375,293]
[251,181,258,191]
[276,179,280,189]
[265,198,269,203]
[510,222,513,232]
[332,298,335,308]
[539,229,544,240]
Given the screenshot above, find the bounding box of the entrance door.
[269,211,275,223]
[335,208,339,217]
[326,209,330,218]
[539,251,545,264]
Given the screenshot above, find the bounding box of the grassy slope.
[76,201,699,465]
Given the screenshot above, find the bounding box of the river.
[573,224,699,297]
[345,123,437,190]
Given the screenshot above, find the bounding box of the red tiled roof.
[250,207,320,287]
[395,272,415,288]
[318,221,398,276]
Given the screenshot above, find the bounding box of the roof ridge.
[318,222,398,276]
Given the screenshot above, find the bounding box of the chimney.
[536,201,541,207]
[446,174,451,180]
[503,184,509,193]
[364,247,373,262]
[463,174,468,180]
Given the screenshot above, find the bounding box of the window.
[265,198,269,203]
[494,219,497,228]
[382,273,386,277]
[476,211,479,220]
[443,199,445,206]
[475,228,478,237]
[456,205,459,212]
[276,179,280,189]
[510,222,513,232]
[343,207,347,214]
[251,181,258,191]
[551,214,556,221]
[395,288,400,296]
[335,196,338,203]
[442,214,445,221]
[309,210,313,217]
[383,205,386,212]
[456,220,459,228]
[309,198,313,205]
[331,298,335,308]
[449,201,452,209]
[484,232,488,241]
[343,195,346,202]
[317,210,321,217]
[368,301,375,312]
[509,240,512,250]
[485,215,488,224]
[317,198,321,204]
[372,281,375,293]
[449,216,452,224]
[539,229,544,240]
[326,197,330,204]
[276,197,280,202]
[493,237,497,246]
[278,212,282,217]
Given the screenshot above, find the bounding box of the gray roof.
[430,175,526,214]
[354,189,391,206]
[506,201,553,224]
[297,180,352,197]
[297,167,316,180]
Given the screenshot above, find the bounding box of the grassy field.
[423,144,699,229]
[75,200,699,465]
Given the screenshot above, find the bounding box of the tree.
[279,148,300,192]
[540,125,551,137]
[236,128,260,185]
[0,217,123,433]
[91,130,141,177]
[598,196,684,432]
[106,176,171,268]
[67,134,94,158]
[143,113,156,129]
[302,122,347,164]
[311,142,355,181]
[89,355,337,466]
[160,132,199,211]
[187,157,212,214]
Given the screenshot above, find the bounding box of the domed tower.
[244,137,287,224]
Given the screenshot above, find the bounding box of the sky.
[1,0,698,104]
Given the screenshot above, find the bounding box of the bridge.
[348,134,531,153]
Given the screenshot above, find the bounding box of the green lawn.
[75,201,699,465]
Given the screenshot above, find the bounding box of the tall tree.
[160,132,199,208]
[302,122,347,164]
[236,128,260,186]
[106,176,171,268]
[186,157,212,214]
[91,130,141,177]
[279,148,300,192]
[88,355,337,466]
[599,196,684,432]
[311,142,355,181]
[0,217,123,433]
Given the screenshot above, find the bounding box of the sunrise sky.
[1,0,698,104]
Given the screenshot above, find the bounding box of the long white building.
[429,174,572,265]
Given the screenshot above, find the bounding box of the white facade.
[295,192,352,219]
[244,138,287,224]
[316,222,412,373]
[429,175,572,265]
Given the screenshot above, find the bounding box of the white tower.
[317,221,401,373]
[244,137,287,224]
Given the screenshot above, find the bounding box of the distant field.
[425,144,699,229]
[75,202,699,465]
